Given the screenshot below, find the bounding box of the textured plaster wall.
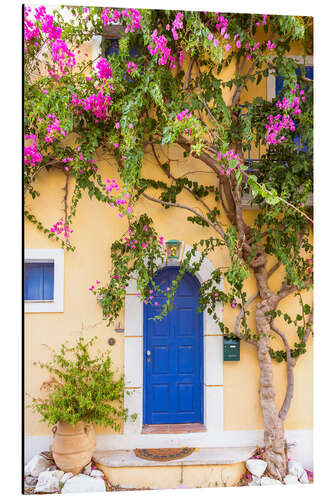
[24,33,312,437]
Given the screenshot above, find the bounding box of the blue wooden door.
[143,267,203,424]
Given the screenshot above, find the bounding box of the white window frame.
[24,249,64,313]
[267,55,313,102]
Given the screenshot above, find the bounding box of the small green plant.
[28,336,136,430]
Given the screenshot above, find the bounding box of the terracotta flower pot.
[51,421,96,474]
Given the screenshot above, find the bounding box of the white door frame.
[102,242,225,449]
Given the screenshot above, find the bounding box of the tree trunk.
[256,298,287,480]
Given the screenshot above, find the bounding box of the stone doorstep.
[94,446,256,468]
[142,423,206,434]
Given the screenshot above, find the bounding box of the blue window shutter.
[129,45,140,59]
[105,39,119,57]
[274,66,313,152]
[305,66,313,81]
[24,263,43,300]
[275,75,284,97]
[105,39,141,59]
[105,39,141,82]
[43,263,54,300]
[24,262,54,300]
[275,66,313,96]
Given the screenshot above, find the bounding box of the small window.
[275,65,313,97]
[105,38,141,60]
[267,56,313,102]
[24,262,54,301]
[267,57,313,155]
[24,249,64,313]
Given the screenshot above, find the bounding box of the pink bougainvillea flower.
[267,40,276,51]
[96,58,113,79]
[127,61,138,74]
[208,33,213,41]
[225,43,231,52]
[115,122,120,129]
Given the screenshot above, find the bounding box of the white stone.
[61,473,73,483]
[24,476,38,487]
[24,454,52,477]
[53,470,65,480]
[90,469,104,478]
[248,475,261,486]
[299,470,309,484]
[83,463,92,475]
[260,476,282,486]
[288,460,305,479]
[284,474,300,485]
[34,470,64,493]
[246,459,267,477]
[61,474,106,494]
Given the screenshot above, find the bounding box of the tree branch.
[176,135,237,223]
[303,308,314,344]
[141,192,226,239]
[234,292,259,346]
[271,322,295,421]
[183,57,195,91]
[272,306,313,420]
[151,144,226,236]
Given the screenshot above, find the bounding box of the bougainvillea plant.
[24,5,313,480]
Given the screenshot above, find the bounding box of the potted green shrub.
[29,336,136,474]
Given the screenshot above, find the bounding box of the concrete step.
[93,447,256,489]
[94,446,256,467]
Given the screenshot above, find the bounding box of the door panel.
[144,267,203,424]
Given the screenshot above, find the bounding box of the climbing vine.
[24,5,313,479]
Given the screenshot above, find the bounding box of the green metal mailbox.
[223,337,240,361]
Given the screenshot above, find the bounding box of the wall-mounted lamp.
[115,321,124,333]
[165,240,182,260]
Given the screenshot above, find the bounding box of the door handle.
[146,350,151,356]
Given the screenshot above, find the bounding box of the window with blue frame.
[275,65,313,153]
[275,66,313,97]
[24,262,54,301]
[105,38,141,60]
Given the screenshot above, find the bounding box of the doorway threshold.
[141,423,206,434]
[94,446,256,468]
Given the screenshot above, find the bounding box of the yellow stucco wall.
[24,33,313,438]
[98,462,245,488]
